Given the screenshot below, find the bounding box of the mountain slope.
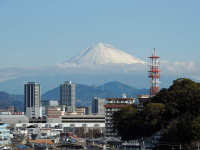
[67,43,146,65]
[96,81,149,97]
[0,91,23,111]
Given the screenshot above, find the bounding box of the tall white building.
[24,82,42,118]
[60,81,76,112]
[92,97,105,115]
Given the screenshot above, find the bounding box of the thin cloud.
[0,61,199,82]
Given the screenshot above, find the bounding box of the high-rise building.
[92,97,105,115]
[60,81,75,112]
[104,97,135,137]
[24,82,42,118]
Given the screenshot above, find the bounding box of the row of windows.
[62,117,104,119]
[62,120,105,123]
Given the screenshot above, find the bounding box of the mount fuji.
[0,42,178,95]
[66,43,146,65]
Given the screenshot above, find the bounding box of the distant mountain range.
[0,81,149,111]
[42,81,149,106]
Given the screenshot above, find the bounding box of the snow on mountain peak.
[67,43,146,65]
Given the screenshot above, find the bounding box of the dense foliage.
[112,78,200,145]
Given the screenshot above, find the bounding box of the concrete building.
[75,107,85,115]
[137,95,150,105]
[41,100,59,116]
[104,97,135,137]
[42,101,59,107]
[92,97,105,115]
[0,115,29,125]
[0,122,10,145]
[61,115,105,128]
[60,81,75,112]
[16,114,105,128]
[0,106,16,115]
[24,82,42,118]
[77,106,91,115]
[46,106,65,123]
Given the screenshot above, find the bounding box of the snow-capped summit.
[67,43,146,65]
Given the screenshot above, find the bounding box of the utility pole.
[179,144,181,150]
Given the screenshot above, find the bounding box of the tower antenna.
[148,48,161,96]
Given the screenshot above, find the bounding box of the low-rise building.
[61,115,105,128]
[75,107,85,115]
[46,106,65,123]
[41,100,59,116]
[0,115,29,125]
[0,122,10,145]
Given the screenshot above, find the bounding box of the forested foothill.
[112,78,200,149]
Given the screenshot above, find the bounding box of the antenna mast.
[148,48,161,96]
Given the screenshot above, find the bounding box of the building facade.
[104,97,135,137]
[0,122,10,145]
[92,97,105,115]
[24,82,42,118]
[41,100,59,116]
[60,81,76,112]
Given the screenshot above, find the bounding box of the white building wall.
[26,107,42,118]
[0,115,29,124]
[15,122,105,128]
[46,117,61,123]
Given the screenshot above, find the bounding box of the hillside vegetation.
[112,78,200,148]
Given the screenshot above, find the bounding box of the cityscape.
[0,49,160,149]
[0,79,148,149]
[0,0,200,150]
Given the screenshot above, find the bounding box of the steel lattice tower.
[148,48,161,96]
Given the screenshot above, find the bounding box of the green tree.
[112,106,144,140]
[143,103,166,129]
[177,113,200,142]
[112,78,200,145]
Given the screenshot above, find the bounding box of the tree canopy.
[112,78,200,145]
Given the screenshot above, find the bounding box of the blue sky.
[1,0,200,67]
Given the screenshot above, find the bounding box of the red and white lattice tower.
[148,48,161,96]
